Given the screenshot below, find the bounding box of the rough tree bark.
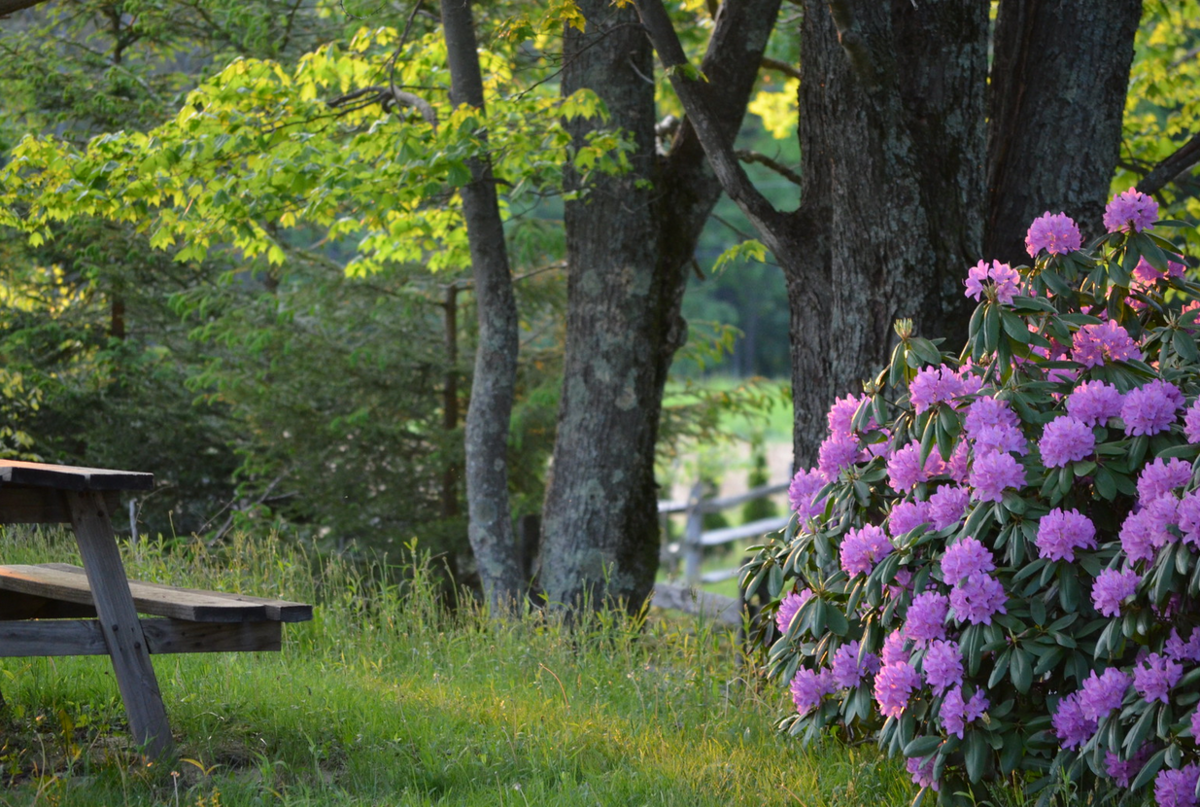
[986,0,1143,263]
[540,0,780,613]
[637,0,990,468]
[439,0,524,608]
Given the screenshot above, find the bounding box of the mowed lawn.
[0,527,913,806]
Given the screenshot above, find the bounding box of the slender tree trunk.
[986,0,1143,263]
[439,0,524,608]
[541,0,780,613]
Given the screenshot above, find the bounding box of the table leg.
[66,490,174,760]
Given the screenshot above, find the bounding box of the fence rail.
[652,476,792,623]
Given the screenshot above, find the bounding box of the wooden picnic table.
[0,460,312,760]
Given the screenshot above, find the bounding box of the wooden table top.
[0,460,154,492]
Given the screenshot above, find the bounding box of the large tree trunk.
[785,0,989,466]
[986,0,1143,263]
[541,0,779,613]
[439,0,524,608]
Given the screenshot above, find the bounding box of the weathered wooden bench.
[0,460,312,760]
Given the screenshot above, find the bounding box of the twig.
[760,57,800,81]
[735,149,802,186]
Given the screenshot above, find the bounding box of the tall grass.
[0,527,920,806]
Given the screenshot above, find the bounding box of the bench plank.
[0,618,281,657]
[0,460,153,492]
[42,564,313,623]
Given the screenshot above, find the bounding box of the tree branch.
[633,0,785,253]
[0,0,49,14]
[736,149,801,185]
[327,84,437,130]
[1139,131,1200,197]
[761,56,800,81]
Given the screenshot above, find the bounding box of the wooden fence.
[652,478,791,625]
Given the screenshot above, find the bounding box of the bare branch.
[1139,131,1200,198]
[0,0,50,16]
[760,56,800,81]
[736,149,801,185]
[327,84,438,130]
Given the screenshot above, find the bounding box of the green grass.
[0,527,918,806]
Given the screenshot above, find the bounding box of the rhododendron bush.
[743,190,1200,806]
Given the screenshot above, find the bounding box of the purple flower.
[905,591,949,645]
[828,393,870,435]
[928,486,969,531]
[1144,495,1180,546]
[873,661,921,719]
[1072,321,1143,368]
[1053,693,1096,750]
[1154,764,1200,807]
[1139,458,1192,502]
[949,573,1007,625]
[788,467,826,523]
[1168,628,1200,663]
[790,668,835,716]
[1121,508,1164,562]
[940,536,995,584]
[889,500,932,538]
[882,630,909,666]
[818,431,863,481]
[1179,492,1200,549]
[1104,188,1159,234]
[1134,653,1183,704]
[909,366,967,413]
[1026,212,1083,257]
[1193,707,1200,744]
[1093,569,1140,617]
[1132,255,1185,287]
[922,639,963,694]
[968,450,1025,503]
[964,260,1022,304]
[940,686,988,739]
[1079,668,1131,722]
[832,640,880,689]
[888,443,933,492]
[1039,416,1095,467]
[964,397,1020,436]
[1035,508,1097,562]
[776,589,813,635]
[1123,380,1182,437]
[906,756,939,791]
[948,440,971,484]
[840,525,894,577]
[972,423,1028,456]
[1106,745,1154,788]
[1185,401,1200,444]
[1066,381,1125,427]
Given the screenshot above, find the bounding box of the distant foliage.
[746,192,1200,805]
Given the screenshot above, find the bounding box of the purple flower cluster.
[1138,457,1191,502]
[909,366,969,413]
[882,630,909,666]
[840,525,894,577]
[1053,693,1095,749]
[887,443,938,492]
[1193,708,1200,745]
[940,537,994,584]
[964,397,1019,435]
[1132,256,1186,288]
[928,486,968,531]
[940,686,988,739]
[1035,508,1097,562]
[790,668,835,716]
[831,640,880,689]
[1134,653,1182,704]
[965,260,1022,304]
[1104,188,1159,234]
[1093,569,1140,617]
[1120,501,1176,562]
[968,451,1025,503]
[1106,745,1154,788]
[949,573,1007,625]
[1122,380,1183,437]
[874,661,921,719]
[1066,380,1124,427]
[827,393,871,434]
[1026,212,1083,257]
[1039,416,1095,467]
[906,756,939,792]
[905,591,949,644]
[788,467,826,522]
[1079,668,1131,721]
[818,431,863,481]
[889,499,932,538]
[1186,401,1200,444]
[1071,321,1142,368]
[776,589,813,635]
[922,639,963,694]
[1154,764,1200,807]
[1167,628,1200,663]
[1179,492,1200,548]
[972,423,1028,456]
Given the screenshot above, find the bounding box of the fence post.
[683,481,705,587]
